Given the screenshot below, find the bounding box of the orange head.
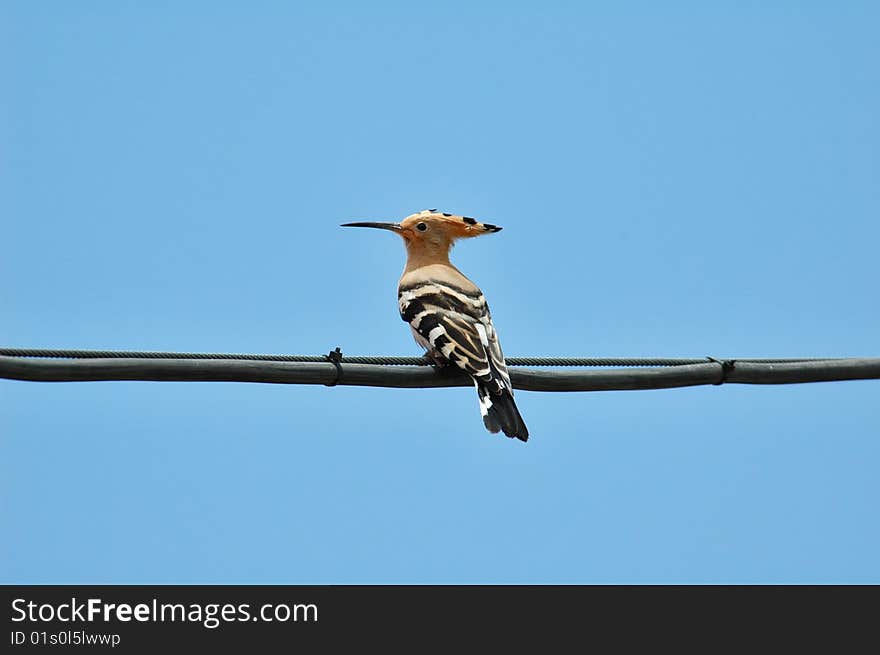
[341,209,501,261]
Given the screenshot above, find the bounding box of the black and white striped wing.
[398,282,511,393]
[398,281,528,440]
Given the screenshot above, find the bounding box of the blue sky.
[2,2,878,583]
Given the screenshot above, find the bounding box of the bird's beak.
[340,221,402,232]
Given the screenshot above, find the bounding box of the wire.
[0,348,834,368]
[1,350,878,392]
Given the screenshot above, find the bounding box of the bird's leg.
[426,348,450,368]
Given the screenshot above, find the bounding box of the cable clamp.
[325,347,344,387]
[706,357,735,385]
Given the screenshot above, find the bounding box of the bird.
[342,209,529,442]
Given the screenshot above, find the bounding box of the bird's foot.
[427,349,450,368]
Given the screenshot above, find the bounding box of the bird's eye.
[416,222,428,232]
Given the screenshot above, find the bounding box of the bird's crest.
[401,210,502,239]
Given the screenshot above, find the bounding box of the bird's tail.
[475,381,529,442]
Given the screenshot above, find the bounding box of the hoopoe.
[342,209,529,442]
